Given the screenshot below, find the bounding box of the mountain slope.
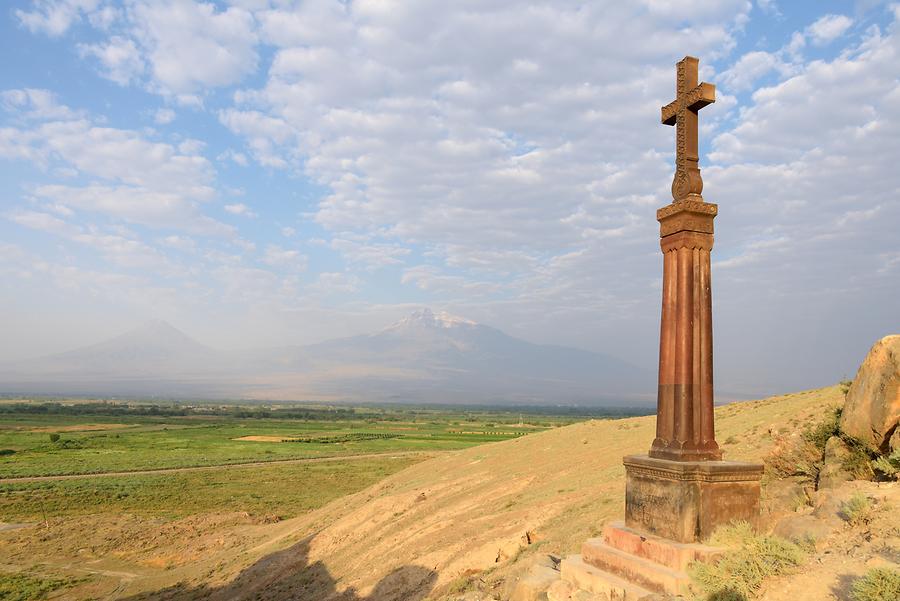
[0,310,652,404]
[42,319,218,373]
[289,309,650,404]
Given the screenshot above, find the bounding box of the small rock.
[510,562,560,601]
[773,514,836,551]
[572,590,605,601]
[546,579,577,601]
[532,554,560,570]
[763,477,809,513]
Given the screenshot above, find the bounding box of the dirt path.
[0,451,438,483]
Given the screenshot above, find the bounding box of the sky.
[1,0,898,399]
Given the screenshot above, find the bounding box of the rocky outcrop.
[818,436,856,489]
[840,335,900,453]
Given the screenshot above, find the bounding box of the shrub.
[803,407,841,450]
[839,379,853,396]
[765,436,821,483]
[851,567,900,601]
[0,449,15,456]
[689,522,805,600]
[0,571,76,601]
[841,439,876,481]
[840,493,874,526]
[871,449,900,480]
[48,433,60,443]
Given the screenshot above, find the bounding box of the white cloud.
[261,244,307,271]
[719,50,785,91]
[9,209,183,273]
[15,0,100,36]
[221,1,753,279]
[309,272,360,296]
[79,35,144,85]
[160,234,196,251]
[1,88,230,236]
[224,203,257,218]
[218,109,295,168]
[153,108,176,124]
[806,14,853,46]
[330,237,411,269]
[217,148,249,166]
[756,0,780,16]
[0,88,82,121]
[9,209,77,237]
[129,0,259,97]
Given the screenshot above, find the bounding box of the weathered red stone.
[650,56,722,462]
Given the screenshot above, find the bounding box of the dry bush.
[689,522,805,600]
[851,567,900,601]
[840,493,874,526]
[765,434,822,483]
[871,449,900,481]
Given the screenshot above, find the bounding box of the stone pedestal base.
[555,521,726,597]
[624,454,763,543]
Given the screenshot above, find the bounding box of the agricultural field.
[0,399,647,600]
[0,399,641,519]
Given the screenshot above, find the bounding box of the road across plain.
[0,451,439,483]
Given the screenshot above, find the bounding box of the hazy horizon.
[2,2,899,400]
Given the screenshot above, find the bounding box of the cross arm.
[686,82,715,111]
[660,82,716,125]
[661,100,678,125]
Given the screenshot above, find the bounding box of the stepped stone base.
[624,454,763,544]
[556,520,728,598]
[530,456,762,599]
[559,556,653,600]
[600,521,723,572]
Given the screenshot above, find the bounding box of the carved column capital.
[657,197,717,238]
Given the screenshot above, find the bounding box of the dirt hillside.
[74,386,841,600]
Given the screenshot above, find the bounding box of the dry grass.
[851,567,900,601]
[840,493,875,526]
[689,522,806,600]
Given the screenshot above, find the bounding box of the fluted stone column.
[619,56,762,544]
[650,199,721,462]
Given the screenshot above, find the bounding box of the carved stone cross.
[661,56,715,202]
[617,55,764,549]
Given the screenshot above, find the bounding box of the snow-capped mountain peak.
[386,308,477,331]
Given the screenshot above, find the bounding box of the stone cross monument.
[622,56,764,544]
[652,55,720,462]
[549,57,766,598]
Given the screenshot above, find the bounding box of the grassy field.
[0,400,636,522]
[0,399,648,600]
[0,401,601,478]
[0,455,423,521]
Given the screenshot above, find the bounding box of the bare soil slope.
[0,386,855,600]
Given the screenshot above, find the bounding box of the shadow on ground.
[121,536,437,601]
[831,573,856,601]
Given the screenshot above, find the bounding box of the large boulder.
[840,335,900,453]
